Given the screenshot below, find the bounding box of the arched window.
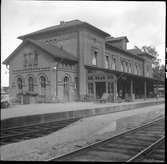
[92,51,97,65]
[105,56,109,68]
[112,57,116,70]
[17,78,23,89]
[28,77,34,91]
[64,76,69,88]
[120,61,123,72]
[40,76,46,88]
[64,76,70,100]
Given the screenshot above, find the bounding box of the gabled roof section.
[29,39,78,61]
[18,20,110,40]
[3,39,78,65]
[106,36,129,42]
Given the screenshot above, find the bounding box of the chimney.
[60,21,65,25]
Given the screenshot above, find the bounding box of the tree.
[152,64,165,81]
[141,46,165,81]
[141,46,161,68]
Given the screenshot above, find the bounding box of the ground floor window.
[28,77,34,91]
[64,76,70,101]
[74,77,78,89]
[40,76,46,88]
[88,83,94,94]
[108,82,114,94]
[17,78,23,90]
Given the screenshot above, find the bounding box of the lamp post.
[53,64,58,98]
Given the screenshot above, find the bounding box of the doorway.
[64,76,70,101]
[96,82,106,99]
[23,95,30,104]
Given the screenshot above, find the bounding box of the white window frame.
[92,50,98,66]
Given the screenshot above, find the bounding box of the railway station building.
[3,20,159,104]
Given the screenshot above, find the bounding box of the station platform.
[1,98,164,129]
[1,103,165,161]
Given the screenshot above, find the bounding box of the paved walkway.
[1,98,164,120]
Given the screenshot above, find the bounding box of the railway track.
[49,117,165,162]
[0,118,79,146]
[127,136,165,162]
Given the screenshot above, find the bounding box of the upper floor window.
[28,77,34,91]
[134,64,138,75]
[34,51,38,66]
[146,65,150,76]
[28,53,33,66]
[123,62,127,72]
[17,78,23,90]
[120,61,123,72]
[105,56,109,68]
[92,51,98,65]
[129,63,132,73]
[24,51,38,68]
[136,64,138,75]
[137,64,141,75]
[112,57,116,70]
[24,54,28,67]
[138,65,141,75]
[127,63,129,73]
[40,76,46,88]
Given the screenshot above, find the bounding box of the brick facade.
[3,20,155,104]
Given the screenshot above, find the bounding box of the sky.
[1,0,166,87]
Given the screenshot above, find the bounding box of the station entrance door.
[96,82,106,99]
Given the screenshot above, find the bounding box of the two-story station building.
[3,20,157,104]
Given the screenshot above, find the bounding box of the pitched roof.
[3,39,78,65]
[105,43,144,61]
[18,20,110,39]
[128,48,155,59]
[127,48,143,55]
